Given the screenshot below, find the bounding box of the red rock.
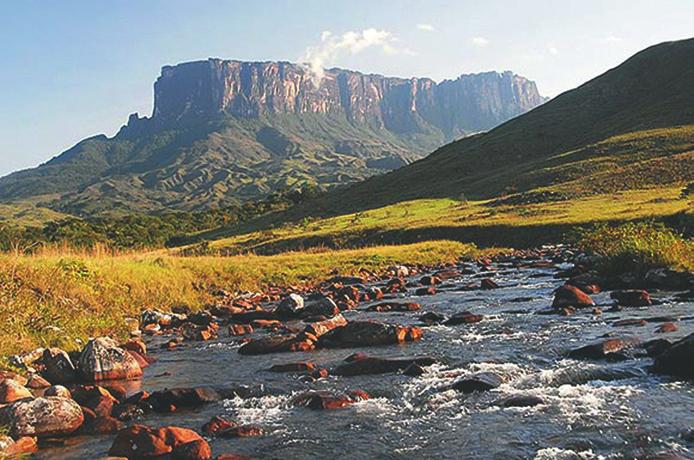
[202,416,237,436]
[44,385,71,398]
[71,385,118,417]
[304,313,347,338]
[0,436,38,457]
[268,362,316,373]
[122,338,147,356]
[318,321,423,348]
[552,284,595,308]
[613,319,647,327]
[367,302,421,312]
[480,278,499,290]
[0,379,32,403]
[127,350,151,369]
[25,373,50,389]
[219,425,264,438]
[415,287,436,296]
[568,338,640,359]
[251,319,281,329]
[229,324,254,336]
[419,275,441,286]
[657,322,679,333]
[216,454,251,460]
[108,425,209,459]
[444,311,483,325]
[293,390,369,410]
[310,368,329,379]
[238,334,314,355]
[88,415,125,434]
[610,290,652,307]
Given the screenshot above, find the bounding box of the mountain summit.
[0,60,544,214]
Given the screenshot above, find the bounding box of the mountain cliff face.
[0,59,545,215]
[134,59,544,138]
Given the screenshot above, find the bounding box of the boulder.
[218,425,264,438]
[0,435,38,458]
[79,337,143,381]
[44,385,71,398]
[229,324,254,336]
[451,372,503,393]
[610,290,652,307]
[415,287,436,296]
[122,338,147,356]
[419,312,447,324]
[108,425,210,459]
[268,362,316,373]
[238,334,314,355]
[499,395,544,408]
[480,278,499,290]
[657,322,679,333]
[293,390,369,410]
[202,416,237,436]
[332,356,436,376]
[41,347,78,384]
[366,302,421,312]
[84,415,125,435]
[0,379,33,403]
[317,321,423,348]
[552,284,595,308]
[303,296,340,318]
[0,397,84,438]
[25,373,50,389]
[568,338,640,360]
[275,293,305,317]
[304,314,347,338]
[147,387,222,412]
[444,311,483,325]
[653,333,694,379]
[71,385,119,417]
[419,275,441,286]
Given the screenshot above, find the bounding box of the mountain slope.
[0,61,545,215]
[324,38,694,212]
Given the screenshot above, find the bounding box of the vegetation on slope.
[578,222,694,277]
[0,240,475,358]
[316,38,694,213]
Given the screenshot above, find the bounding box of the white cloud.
[417,23,435,32]
[470,36,489,47]
[302,28,413,85]
[548,45,559,55]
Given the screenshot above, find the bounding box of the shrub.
[578,222,693,276]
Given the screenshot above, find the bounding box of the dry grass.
[0,240,476,359]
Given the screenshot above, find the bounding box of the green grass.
[0,240,476,358]
[0,203,68,228]
[578,222,694,277]
[199,187,690,253]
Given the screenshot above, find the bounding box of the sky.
[0,0,693,177]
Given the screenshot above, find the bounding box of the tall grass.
[578,222,693,277]
[0,240,475,359]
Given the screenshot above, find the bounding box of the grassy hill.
[315,38,694,212]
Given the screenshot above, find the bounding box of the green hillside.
[321,38,694,212]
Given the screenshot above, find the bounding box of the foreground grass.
[201,187,690,253]
[0,240,475,359]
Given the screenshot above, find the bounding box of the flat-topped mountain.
[0,60,545,214]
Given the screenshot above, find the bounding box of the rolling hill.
[318,38,694,213]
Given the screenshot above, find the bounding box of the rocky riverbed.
[1,246,693,459]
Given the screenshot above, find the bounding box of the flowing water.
[37,257,693,459]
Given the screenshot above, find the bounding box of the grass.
[199,186,691,253]
[578,222,694,277]
[0,240,476,359]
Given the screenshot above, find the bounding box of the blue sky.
[1,0,692,176]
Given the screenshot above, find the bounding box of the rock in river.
[109,424,211,459]
[653,333,694,379]
[332,356,436,376]
[552,284,595,308]
[610,289,652,307]
[293,390,370,410]
[79,337,143,382]
[317,321,423,348]
[0,397,84,438]
[568,337,640,360]
[451,372,503,393]
[0,379,32,403]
